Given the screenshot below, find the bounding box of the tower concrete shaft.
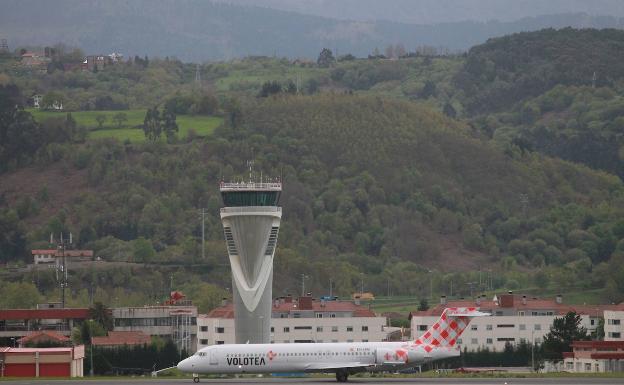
[220,182,281,344]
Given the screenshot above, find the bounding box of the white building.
[410,293,624,352]
[197,296,389,350]
[604,310,623,341]
[32,249,93,266]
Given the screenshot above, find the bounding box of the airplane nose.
[177,357,192,372]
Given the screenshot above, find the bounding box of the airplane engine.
[375,348,409,365]
[407,348,425,364]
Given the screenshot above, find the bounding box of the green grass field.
[29,109,222,142]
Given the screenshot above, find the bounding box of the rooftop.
[202,297,376,319]
[17,330,70,345]
[92,331,151,347]
[409,294,624,318]
[0,308,89,320]
[219,181,282,191]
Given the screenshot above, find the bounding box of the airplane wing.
[304,362,373,372]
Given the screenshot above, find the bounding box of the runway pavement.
[1,376,623,385]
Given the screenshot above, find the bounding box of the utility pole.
[300,274,309,297]
[329,278,333,298]
[200,208,206,259]
[53,232,72,308]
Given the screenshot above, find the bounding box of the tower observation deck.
[219,179,282,344]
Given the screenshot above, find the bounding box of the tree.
[95,114,107,129]
[317,48,335,67]
[162,105,178,143]
[443,102,457,118]
[88,302,113,331]
[542,311,590,359]
[133,237,156,262]
[417,299,429,311]
[258,81,282,97]
[112,112,127,128]
[42,91,64,110]
[143,107,162,141]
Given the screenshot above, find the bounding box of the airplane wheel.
[335,370,349,382]
[193,376,200,383]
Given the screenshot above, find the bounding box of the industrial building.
[197,295,389,348]
[410,293,624,352]
[219,178,282,344]
[111,292,197,353]
[563,341,624,373]
[0,308,89,342]
[0,345,84,377]
[32,249,93,266]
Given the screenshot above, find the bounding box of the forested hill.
[456,28,624,115]
[2,93,623,303]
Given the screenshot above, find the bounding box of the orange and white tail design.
[415,307,489,349]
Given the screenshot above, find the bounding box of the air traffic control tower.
[219,178,281,344]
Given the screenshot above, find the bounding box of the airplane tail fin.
[415,307,489,348]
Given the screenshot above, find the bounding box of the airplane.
[177,307,488,383]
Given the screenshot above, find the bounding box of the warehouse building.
[0,345,84,377]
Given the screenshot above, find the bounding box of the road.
[0,377,622,385]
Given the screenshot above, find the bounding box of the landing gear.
[335,369,349,382]
[193,374,200,383]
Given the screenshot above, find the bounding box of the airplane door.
[209,348,218,365]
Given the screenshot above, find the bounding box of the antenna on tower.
[247,160,254,182]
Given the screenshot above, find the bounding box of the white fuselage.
[177,341,458,375]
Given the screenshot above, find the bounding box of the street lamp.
[531,330,535,372]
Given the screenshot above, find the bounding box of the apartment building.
[604,310,623,341]
[410,293,624,352]
[197,296,388,350]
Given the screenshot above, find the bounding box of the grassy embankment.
[29,109,222,142]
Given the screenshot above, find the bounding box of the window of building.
[532,311,538,316]
[497,337,515,342]
[497,324,515,328]
[566,362,573,370]
[591,319,595,326]
[520,338,526,343]
[215,327,225,333]
[200,326,208,332]
[457,338,462,344]
[284,327,290,333]
[362,326,368,332]
[608,332,621,338]
[585,363,591,371]
[316,313,323,318]
[471,325,478,331]
[346,326,353,332]
[519,324,526,330]
[534,324,541,331]
[332,326,338,332]
[495,311,503,316]
[270,327,274,332]
[293,313,301,318]
[471,338,478,345]
[332,339,338,343]
[486,324,492,331]
[347,339,353,343]
[317,326,323,332]
[518,311,525,316]
[546,311,554,316]
[362,339,368,342]
[486,338,493,344]
[216,341,225,345]
[200,339,208,345]
[418,325,428,331]
[331,313,336,318]
[608,319,621,325]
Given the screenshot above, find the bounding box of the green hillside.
[1,28,624,309]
